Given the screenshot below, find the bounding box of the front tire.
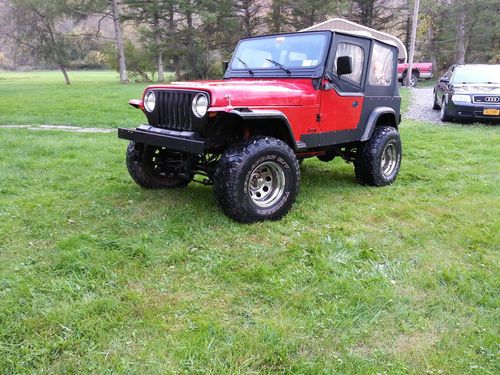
[432,92,440,110]
[126,142,190,189]
[214,137,300,223]
[354,126,402,186]
[440,97,452,122]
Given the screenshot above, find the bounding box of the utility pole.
[406,0,420,87]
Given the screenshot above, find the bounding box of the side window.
[334,43,364,85]
[369,43,395,86]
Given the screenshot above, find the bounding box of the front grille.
[473,95,500,104]
[156,90,194,131]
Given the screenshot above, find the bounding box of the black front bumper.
[447,102,500,122]
[118,125,206,154]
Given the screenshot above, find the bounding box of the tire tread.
[214,137,300,222]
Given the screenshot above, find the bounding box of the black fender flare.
[227,109,304,151]
[360,107,398,142]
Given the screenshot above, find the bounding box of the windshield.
[231,33,327,71]
[452,65,500,84]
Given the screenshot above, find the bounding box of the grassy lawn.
[0,70,161,128]
[0,72,499,374]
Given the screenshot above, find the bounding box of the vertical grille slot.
[154,90,194,131]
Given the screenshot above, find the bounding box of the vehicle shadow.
[299,161,358,187]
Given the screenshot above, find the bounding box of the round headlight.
[192,93,209,118]
[144,91,156,112]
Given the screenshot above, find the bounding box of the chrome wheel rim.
[381,140,398,178]
[248,161,285,208]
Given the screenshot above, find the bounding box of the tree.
[288,0,344,30]
[73,0,129,83]
[1,0,79,84]
[419,0,499,70]
[109,0,128,82]
[232,0,262,37]
[349,0,401,32]
[266,0,292,33]
[125,0,168,82]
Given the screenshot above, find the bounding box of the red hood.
[145,79,318,108]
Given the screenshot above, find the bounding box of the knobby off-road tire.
[126,142,190,189]
[354,126,402,186]
[214,137,300,223]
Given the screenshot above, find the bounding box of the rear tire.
[403,73,418,87]
[214,137,300,223]
[126,142,190,189]
[354,126,402,186]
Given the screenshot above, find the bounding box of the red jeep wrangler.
[119,31,402,222]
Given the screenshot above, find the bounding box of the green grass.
[0,72,499,374]
[0,70,166,127]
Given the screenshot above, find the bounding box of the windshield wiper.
[265,58,291,75]
[236,57,253,74]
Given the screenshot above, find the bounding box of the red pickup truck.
[397,62,433,87]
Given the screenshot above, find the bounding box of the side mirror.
[222,60,229,72]
[440,76,449,84]
[337,56,352,76]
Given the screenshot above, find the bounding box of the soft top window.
[369,43,394,87]
[333,42,365,84]
[231,33,327,70]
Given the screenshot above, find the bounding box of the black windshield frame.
[224,31,332,79]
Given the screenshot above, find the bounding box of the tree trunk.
[455,7,466,64]
[58,63,71,85]
[244,1,252,36]
[270,1,282,33]
[404,0,411,51]
[174,56,181,81]
[153,14,164,82]
[167,2,181,80]
[185,1,196,78]
[111,0,128,83]
[157,52,165,82]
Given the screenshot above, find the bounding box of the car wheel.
[440,98,452,122]
[403,73,418,87]
[432,92,440,110]
[354,126,402,186]
[126,142,191,188]
[214,137,300,222]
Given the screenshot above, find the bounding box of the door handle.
[352,101,359,107]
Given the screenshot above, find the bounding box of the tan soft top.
[302,18,407,62]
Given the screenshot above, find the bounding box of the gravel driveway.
[404,87,442,124]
